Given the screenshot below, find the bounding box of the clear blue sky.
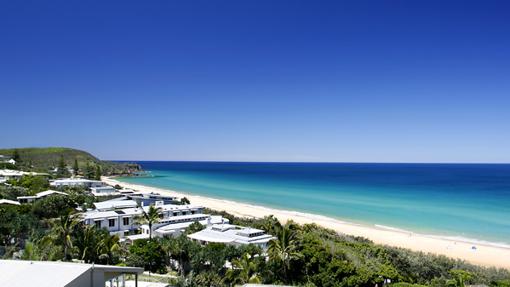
[1,1,509,163]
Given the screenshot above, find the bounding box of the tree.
[448,269,474,287]
[161,234,201,276]
[15,175,49,193]
[85,163,95,179]
[73,225,101,263]
[225,253,261,285]
[127,239,167,273]
[184,221,204,235]
[56,155,69,178]
[180,197,191,205]
[44,211,79,260]
[12,149,21,163]
[268,223,302,282]
[135,205,162,240]
[73,159,79,176]
[32,195,75,219]
[97,233,121,265]
[94,165,102,180]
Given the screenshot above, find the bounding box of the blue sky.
[1,1,509,163]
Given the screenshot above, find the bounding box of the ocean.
[117,162,510,245]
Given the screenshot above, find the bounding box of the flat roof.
[94,200,138,210]
[0,260,143,287]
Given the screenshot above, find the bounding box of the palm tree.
[225,253,261,285]
[74,225,99,263]
[135,205,162,240]
[261,215,282,235]
[97,233,120,265]
[46,211,79,260]
[268,223,301,282]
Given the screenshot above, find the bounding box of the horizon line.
[106,159,510,165]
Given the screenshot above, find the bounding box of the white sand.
[104,177,510,269]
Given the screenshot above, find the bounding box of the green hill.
[0,147,141,175]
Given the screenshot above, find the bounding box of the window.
[123,217,129,225]
[109,219,115,227]
[95,221,101,228]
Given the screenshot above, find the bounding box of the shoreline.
[103,176,510,269]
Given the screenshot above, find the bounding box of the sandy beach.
[103,176,510,269]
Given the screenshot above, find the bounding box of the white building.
[151,214,227,237]
[188,224,275,249]
[7,159,16,165]
[0,259,143,287]
[83,202,230,239]
[17,190,67,203]
[50,178,104,189]
[90,186,117,196]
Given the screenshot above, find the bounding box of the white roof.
[0,169,24,176]
[125,233,150,241]
[17,190,67,200]
[0,199,20,205]
[188,224,274,245]
[155,217,228,234]
[0,260,143,287]
[91,186,115,190]
[51,178,102,184]
[36,190,67,197]
[155,204,203,212]
[83,207,142,220]
[94,200,138,211]
[0,260,90,287]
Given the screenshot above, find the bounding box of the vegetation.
[135,205,162,240]
[0,147,141,176]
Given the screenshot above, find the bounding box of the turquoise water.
[118,162,510,245]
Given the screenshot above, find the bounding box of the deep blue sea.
[118,162,510,245]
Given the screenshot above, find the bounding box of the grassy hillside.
[0,147,141,175]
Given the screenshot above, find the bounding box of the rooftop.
[93,199,138,211]
[17,190,67,201]
[0,199,21,205]
[0,260,143,287]
[188,224,274,245]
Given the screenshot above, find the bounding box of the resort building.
[90,185,117,196]
[0,259,143,287]
[82,202,226,238]
[152,214,226,237]
[17,190,67,203]
[188,224,275,249]
[50,178,104,189]
[82,206,140,237]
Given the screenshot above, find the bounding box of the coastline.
[103,176,510,269]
